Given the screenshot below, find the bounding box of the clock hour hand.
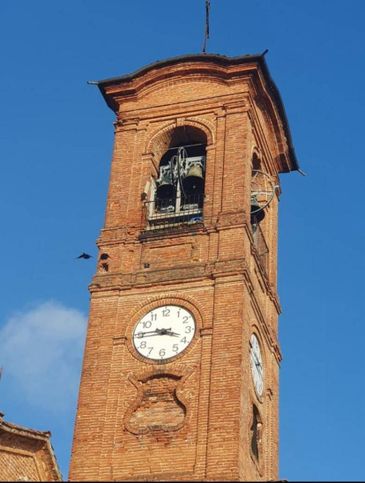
[164,330,180,337]
[156,328,180,337]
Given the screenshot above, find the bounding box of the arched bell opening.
[250,152,274,278]
[152,126,207,226]
[251,153,265,226]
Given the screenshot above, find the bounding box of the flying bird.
[76,252,93,260]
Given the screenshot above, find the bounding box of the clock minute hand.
[135,328,177,338]
[252,353,261,366]
[135,329,162,338]
[135,328,181,338]
[254,361,263,375]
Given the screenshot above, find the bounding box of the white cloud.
[0,301,87,412]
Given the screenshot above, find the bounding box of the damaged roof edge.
[92,53,299,171]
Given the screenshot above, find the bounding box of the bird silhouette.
[76,252,93,260]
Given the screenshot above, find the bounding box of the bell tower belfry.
[69,54,298,481]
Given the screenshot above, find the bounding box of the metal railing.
[252,222,269,277]
[144,194,204,230]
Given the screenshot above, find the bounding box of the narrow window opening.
[251,153,264,227]
[250,153,270,276]
[251,404,263,462]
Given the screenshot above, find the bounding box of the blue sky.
[1,0,364,480]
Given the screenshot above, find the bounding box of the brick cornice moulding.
[103,63,256,103]
[89,257,279,314]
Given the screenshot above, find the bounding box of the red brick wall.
[70,58,287,481]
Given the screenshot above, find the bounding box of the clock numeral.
[162,308,170,317]
[151,312,157,321]
[172,344,179,353]
[185,326,192,334]
[159,348,166,358]
[139,341,147,349]
[182,315,190,323]
[142,320,152,329]
[148,347,154,356]
[177,309,181,317]
[180,337,187,344]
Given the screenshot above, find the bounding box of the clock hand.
[164,330,180,337]
[135,329,160,338]
[255,362,263,373]
[255,363,263,376]
[136,332,170,338]
[135,328,179,338]
[252,353,262,367]
[156,328,180,337]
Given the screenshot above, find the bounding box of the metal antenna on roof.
[202,0,210,53]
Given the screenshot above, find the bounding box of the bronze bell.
[250,196,265,223]
[182,164,204,195]
[156,167,175,201]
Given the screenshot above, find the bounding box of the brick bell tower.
[69,54,298,481]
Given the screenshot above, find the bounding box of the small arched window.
[147,126,206,229]
[250,404,263,462]
[251,153,264,226]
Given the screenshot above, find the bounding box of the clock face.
[132,305,196,361]
[250,334,264,397]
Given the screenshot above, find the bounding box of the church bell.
[181,163,204,196]
[156,165,175,202]
[250,195,265,223]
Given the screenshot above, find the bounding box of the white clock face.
[250,334,264,397]
[133,305,196,361]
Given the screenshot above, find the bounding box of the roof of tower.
[93,53,299,172]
